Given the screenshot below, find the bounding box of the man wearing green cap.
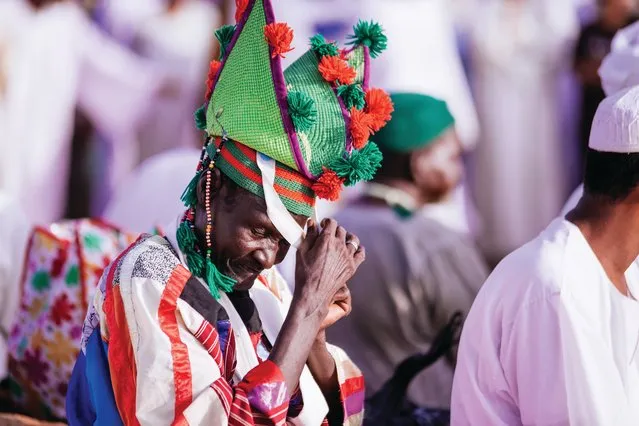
[66,0,394,424]
[327,93,488,409]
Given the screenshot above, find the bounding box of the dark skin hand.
[194,169,365,422]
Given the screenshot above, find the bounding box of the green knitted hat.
[189,0,393,211]
[373,93,455,154]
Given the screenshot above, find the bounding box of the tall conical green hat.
[192,0,393,212]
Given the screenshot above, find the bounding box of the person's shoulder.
[111,234,182,286]
[476,219,574,308]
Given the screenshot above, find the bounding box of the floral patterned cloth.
[7,219,137,420]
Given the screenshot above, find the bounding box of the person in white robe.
[0,0,165,225]
[0,193,31,381]
[470,0,579,260]
[133,0,221,163]
[562,20,639,216]
[451,85,639,425]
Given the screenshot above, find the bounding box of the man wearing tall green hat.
[66,0,394,424]
[327,93,488,410]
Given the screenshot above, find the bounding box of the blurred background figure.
[0,194,30,388]
[0,0,166,225]
[131,0,220,163]
[574,0,637,165]
[328,93,488,410]
[470,0,579,263]
[103,147,200,233]
[563,19,639,216]
[267,0,483,286]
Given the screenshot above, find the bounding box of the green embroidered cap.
[373,93,455,153]
[192,0,393,207]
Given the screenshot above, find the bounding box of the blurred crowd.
[1,0,638,424]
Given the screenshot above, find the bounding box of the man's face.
[210,183,308,290]
[606,0,636,14]
[411,128,463,203]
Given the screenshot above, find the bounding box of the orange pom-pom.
[205,60,222,100]
[312,168,344,201]
[264,23,294,59]
[364,88,394,132]
[235,0,249,23]
[318,56,356,85]
[350,107,374,149]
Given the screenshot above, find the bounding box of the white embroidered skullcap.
[589,86,639,152]
[599,21,639,96]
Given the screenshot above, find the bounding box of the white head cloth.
[255,153,309,249]
[588,86,639,153]
[599,21,639,97]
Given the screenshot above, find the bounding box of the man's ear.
[196,168,224,207]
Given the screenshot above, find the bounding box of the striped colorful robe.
[65,234,365,425]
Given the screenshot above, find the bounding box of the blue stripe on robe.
[66,328,124,426]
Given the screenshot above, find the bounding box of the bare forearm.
[268,305,322,396]
[307,333,343,425]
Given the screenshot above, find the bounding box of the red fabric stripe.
[237,360,285,394]
[340,376,365,399]
[158,265,194,420]
[194,320,224,372]
[223,142,315,206]
[274,164,310,186]
[229,390,255,426]
[211,378,233,416]
[221,148,262,185]
[224,330,237,383]
[172,414,189,426]
[104,244,141,426]
[234,141,258,161]
[272,183,315,206]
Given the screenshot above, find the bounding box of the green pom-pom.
[215,24,236,59]
[176,221,236,300]
[194,105,207,130]
[310,34,339,57]
[205,258,236,299]
[337,84,365,110]
[330,142,383,186]
[287,91,317,132]
[176,221,205,276]
[347,20,387,58]
[180,169,202,207]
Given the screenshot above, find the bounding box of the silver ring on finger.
[347,240,359,251]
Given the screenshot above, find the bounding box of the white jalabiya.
[470,0,579,258]
[359,0,479,151]
[134,0,220,163]
[0,1,163,225]
[451,218,639,425]
[0,193,31,380]
[599,21,639,98]
[560,184,583,216]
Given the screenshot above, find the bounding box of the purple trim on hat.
[363,46,371,90]
[263,0,315,180]
[335,85,354,153]
[209,0,254,96]
[341,45,371,91]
